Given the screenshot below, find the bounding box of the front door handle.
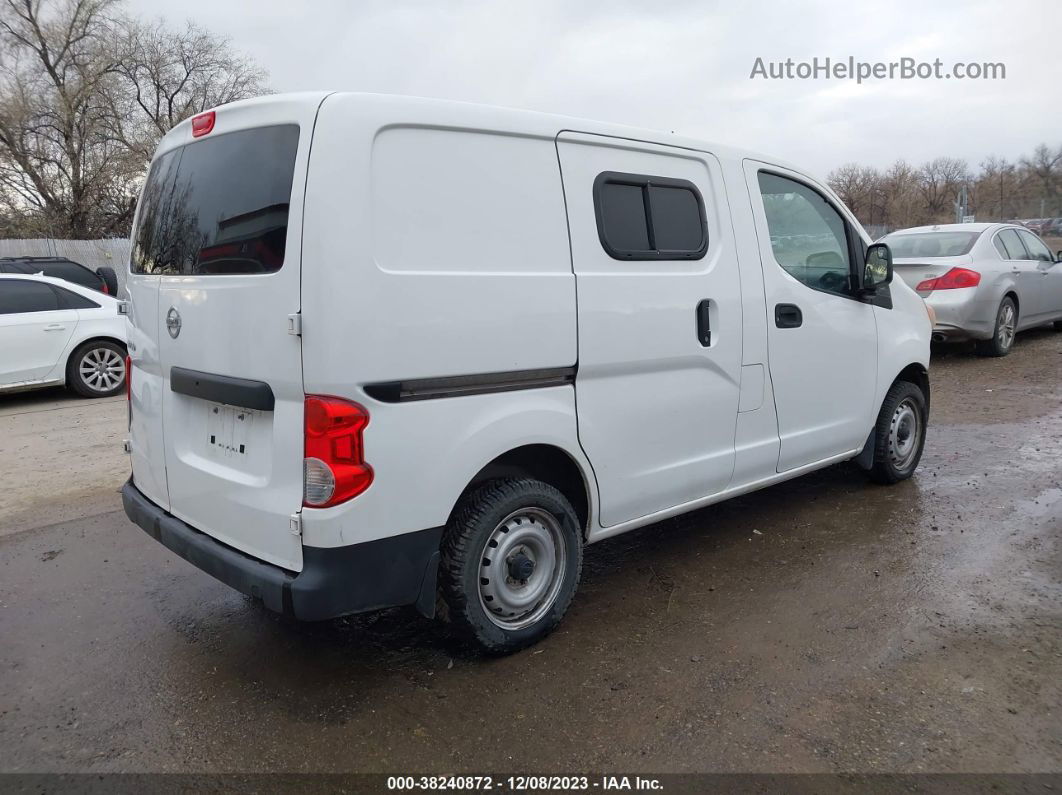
[43,324,67,332]
[696,299,711,346]
[774,303,803,329]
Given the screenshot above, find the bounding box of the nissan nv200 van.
[122,93,931,653]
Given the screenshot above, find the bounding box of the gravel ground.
[0,327,1059,775]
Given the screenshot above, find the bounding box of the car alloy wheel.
[997,302,1016,351]
[78,346,126,393]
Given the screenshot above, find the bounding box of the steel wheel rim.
[79,348,125,392]
[998,303,1015,350]
[888,398,921,470]
[478,507,567,630]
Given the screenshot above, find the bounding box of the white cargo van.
[122,93,931,652]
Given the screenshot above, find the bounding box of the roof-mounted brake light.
[191,111,215,138]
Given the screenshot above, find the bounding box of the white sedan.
[0,273,128,397]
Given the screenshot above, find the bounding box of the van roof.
[163,91,818,184]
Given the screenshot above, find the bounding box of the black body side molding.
[170,367,275,411]
[364,366,576,403]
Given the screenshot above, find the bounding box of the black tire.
[867,380,928,485]
[975,296,1017,357]
[439,478,583,654]
[1054,320,1062,331]
[95,266,118,296]
[67,340,126,398]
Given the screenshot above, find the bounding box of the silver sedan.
[880,223,1062,356]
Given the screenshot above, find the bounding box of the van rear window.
[132,125,300,275]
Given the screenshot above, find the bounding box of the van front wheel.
[867,380,928,484]
[440,478,583,654]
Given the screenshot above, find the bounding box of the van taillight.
[916,267,981,291]
[125,355,131,401]
[303,396,373,508]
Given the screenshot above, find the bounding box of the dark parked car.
[0,256,118,295]
[1041,218,1062,236]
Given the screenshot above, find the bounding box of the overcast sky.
[128,0,1062,179]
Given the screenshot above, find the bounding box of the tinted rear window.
[882,231,981,258]
[42,261,100,289]
[54,285,100,309]
[132,125,300,275]
[0,280,60,314]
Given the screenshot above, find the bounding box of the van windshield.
[880,231,981,258]
[132,125,300,275]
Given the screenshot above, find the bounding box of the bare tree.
[0,0,268,238]
[916,157,969,222]
[828,163,888,231]
[109,18,269,162]
[975,155,1018,221]
[0,0,132,237]
[1020,143,1062,204]
[882,159,919,230]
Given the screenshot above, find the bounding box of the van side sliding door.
[557,133,743,528]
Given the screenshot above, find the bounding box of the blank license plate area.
[207,403,255,458]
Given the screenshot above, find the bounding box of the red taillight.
[191,111,215,138]
[916,267,981,291]
[125,355,131,401]
[303,396,373,508]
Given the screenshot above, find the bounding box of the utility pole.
[999,170,1004,221]
[955,184,969,223]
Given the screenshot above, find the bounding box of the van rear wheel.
[867,380,928,484]
[439,478,582,654]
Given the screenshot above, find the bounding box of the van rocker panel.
[122,480,442,620]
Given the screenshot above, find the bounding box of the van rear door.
[131,97,324,572]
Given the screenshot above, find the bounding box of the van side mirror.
[861,243,893,291]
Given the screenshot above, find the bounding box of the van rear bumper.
[121,480,442,621]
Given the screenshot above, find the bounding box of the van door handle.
[774,304,802,329]
[696,299,711,346]
[43,324,67,332]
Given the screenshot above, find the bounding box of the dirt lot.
[0,329,1059,775]
[0,389,127,537]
